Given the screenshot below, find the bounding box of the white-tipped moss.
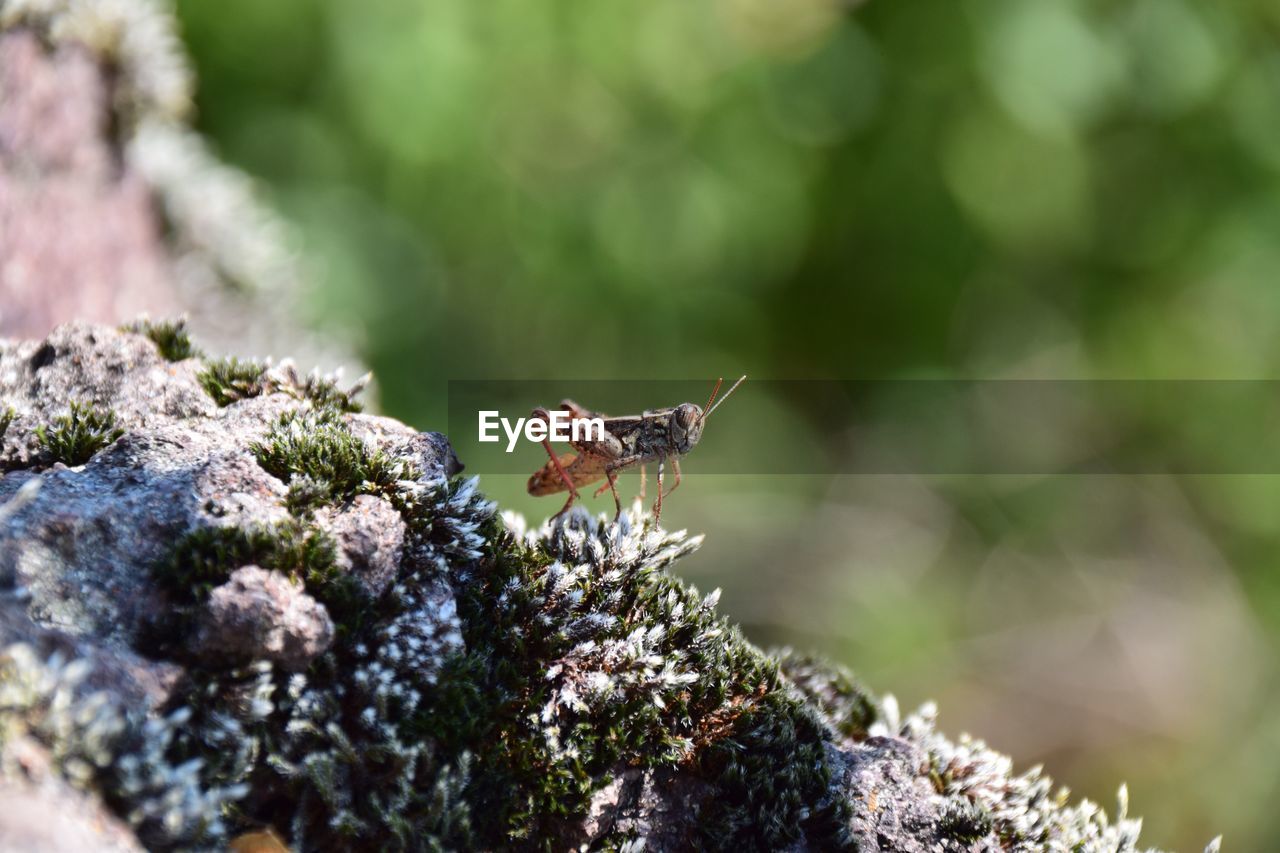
[0,643,243,848]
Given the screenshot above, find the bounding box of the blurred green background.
[174,0,1280,847]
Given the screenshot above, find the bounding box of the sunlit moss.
[435,508,846,849]
[122,317,201,361]
[198,357,269,407]
[152,519,364,638]
[937,797,994,843]
[36,402,124,466]
[776,649,878,743]
[198,358,366,412]
[251,409,406,505]
[159,478,491,850]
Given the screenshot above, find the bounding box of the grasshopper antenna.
[700,375,747,423]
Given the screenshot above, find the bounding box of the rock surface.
[0,324,467,849]
[193,565,334,671]
[0,738,143,853]
[314,494,406,598]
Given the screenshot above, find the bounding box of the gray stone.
[0,593,182,709]
[314,494,406,598]
[0,325,456,648]
[349,413,464,478]
[576,766,715,850]
[192,565,334,671]
[0,323,214,469]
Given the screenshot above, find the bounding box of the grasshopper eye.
[671,403,701,449]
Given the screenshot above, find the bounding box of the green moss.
[0,406,13,440]
[439,514,840,849]
[0,645,243,849]
[154,519,363,627]
[251,409,410,505]
[937,797,994,843]
[776,650,878,742]
[36,402,124,465]
[197,357,268,407]
[406,651,490,753]
[290,372,364,413]
[157,524,276,603]
[150,478,849,851]
[147,419,437,652]
[122,317,201,361]
[693,690,850,850]
[157,479,495,851]
[150,471,850,850]
[284,475,332,517]
[197,356,365,412]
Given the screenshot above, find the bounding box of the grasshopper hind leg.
[530,406,580,520]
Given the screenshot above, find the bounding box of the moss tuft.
[36,402,124,465]
[284,475,332,517]
[122,317,201,361]
[776,649,878,743]
[197,357,268,407]
[693,690,850,850]
[153,520,363,630]
[158,478,494,851]
[251,409,410,505]
[434,508,844,849]
[937,797,994,842]
[196,357,366,412]
[0,644,243,849]
[157,524,278,604]
[0,405,13,440]
[289,370,365,413]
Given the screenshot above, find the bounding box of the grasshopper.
[527,376,747,522]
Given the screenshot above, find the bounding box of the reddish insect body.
[527,376,746,522]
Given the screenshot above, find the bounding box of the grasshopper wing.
[527,452,609,495]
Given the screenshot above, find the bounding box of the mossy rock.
[0,323,1217,853]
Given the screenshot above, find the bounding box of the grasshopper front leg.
[665,458,681,499]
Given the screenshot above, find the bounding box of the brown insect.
[527,376,747,522]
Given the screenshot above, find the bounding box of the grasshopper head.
[670,403,704,453]
[670,376,746,455]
